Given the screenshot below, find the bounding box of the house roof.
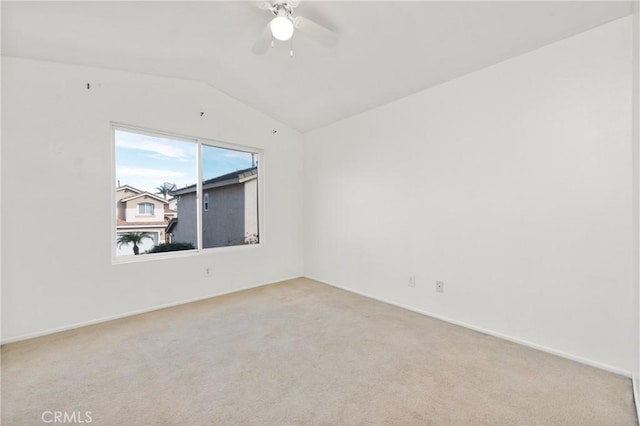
[120,192,169,204]
[166,218,178,234]
[117,219,168,227]
[173,167,257,195]
[116,185,144,194]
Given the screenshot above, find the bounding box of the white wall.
[1,57,304,342]
[304,17,634,373]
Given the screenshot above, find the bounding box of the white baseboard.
[305,275,633,378]
[4,274,634,380]
[633,376,640,424]
[1,275,303,345]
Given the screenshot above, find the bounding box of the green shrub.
[148,242,195,253]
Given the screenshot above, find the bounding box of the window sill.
[112,243,262,265]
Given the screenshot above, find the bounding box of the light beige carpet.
[1,278,637,425]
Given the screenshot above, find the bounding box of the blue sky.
[115,130,255,194]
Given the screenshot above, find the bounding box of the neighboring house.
[115,185,176,255]
[168,167,258,249]
[167,197,178,213]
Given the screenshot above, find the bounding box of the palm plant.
[116,232,153,255]
[155,182,177,200]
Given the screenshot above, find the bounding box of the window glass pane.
[138,203,154,215]
[201,145,259,248]
[115,129,197,257]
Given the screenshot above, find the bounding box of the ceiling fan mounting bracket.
[271,2,295,18]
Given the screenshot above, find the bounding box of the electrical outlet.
[436,281,444,293]
[408,275,416,287]
[204,267,212,278]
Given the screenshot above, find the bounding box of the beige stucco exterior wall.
[244,177,258,242]
[124,196,166,223]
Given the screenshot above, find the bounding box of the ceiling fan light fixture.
[270,15,294,41]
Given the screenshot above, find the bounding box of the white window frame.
[111,123,264,264]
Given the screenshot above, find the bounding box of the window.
[114,125,261,260]
[138,202,154,215]
[200,145,259,248]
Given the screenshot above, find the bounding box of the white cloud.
[115,132,193,159]
[222,150,253,160]
[116,166,185,178]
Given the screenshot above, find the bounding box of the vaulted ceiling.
[2,1,633,132]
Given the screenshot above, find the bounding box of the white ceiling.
[2,1,633,132]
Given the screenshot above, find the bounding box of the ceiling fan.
[251,1,338,56]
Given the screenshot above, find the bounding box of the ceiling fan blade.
[252,23,272,55]
[257,1,274,12]
[294,15,338,48]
